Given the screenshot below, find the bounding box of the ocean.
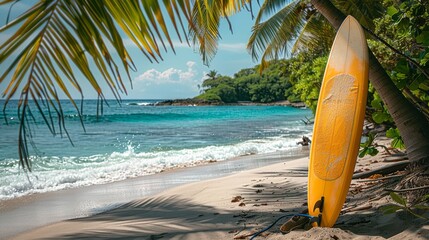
[0,99,313,200]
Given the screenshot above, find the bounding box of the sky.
[0,1,260,100]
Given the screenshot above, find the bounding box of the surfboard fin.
[312,196,324,226]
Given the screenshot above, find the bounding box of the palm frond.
[188,0,251,65]
[248,0,383,70]
[254,0,296,24]
[0,0,191,170]
[248,0,307,62]
[292,12,334,54]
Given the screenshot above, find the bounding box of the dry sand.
[9,138,429,240]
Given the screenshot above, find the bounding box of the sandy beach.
[1,150,306,239]
[5,138,429,239]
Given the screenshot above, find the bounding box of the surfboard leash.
[249,213,316,240]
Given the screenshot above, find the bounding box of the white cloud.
[186,61,196,68]
[135,61,198,85]
[132,61,204,99]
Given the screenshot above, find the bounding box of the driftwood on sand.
[352,160,410,179]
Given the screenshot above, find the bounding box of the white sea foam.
[126,102,155,106]
[0,136,303,200]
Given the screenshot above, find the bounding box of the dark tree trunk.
[311,0,429,164]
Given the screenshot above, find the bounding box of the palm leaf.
[0,0,192,170]
[248,0,307,63]
[291,12,334,54]
[247,0,383,71]
[188,0,251,65]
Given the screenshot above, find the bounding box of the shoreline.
[1,148,309,239]
[7,137,429,240]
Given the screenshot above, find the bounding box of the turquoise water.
[0,99,312,200]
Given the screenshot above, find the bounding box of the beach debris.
[253,184,265,188]
[297,136,312,146]
[232,196,243,202]
[368,174,383,179]
[356,173,405,182]
[350,185,363,194]
[341,203,372,213]
[280,215,311,234]
[384,155,408,162]
[352,160,410,179]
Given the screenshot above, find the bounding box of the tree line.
[196,54,327,113]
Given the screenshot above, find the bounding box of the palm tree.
[243,0,429,197]
[206,70,219,80]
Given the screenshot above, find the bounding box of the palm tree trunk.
[311,0,429,165]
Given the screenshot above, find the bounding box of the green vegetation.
[197,61,294,104]
[359,0,429,156]
[369,0,429,113]
[381,192,429,220]
[196,55,327,112]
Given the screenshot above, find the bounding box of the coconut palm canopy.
[1,0,429,170]
[0,0,251,169]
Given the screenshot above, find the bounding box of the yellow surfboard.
[307,15,369,227]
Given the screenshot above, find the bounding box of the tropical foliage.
[2,0,429,176]
[0,0,252,169]
[197,60,293,104]
[381,192,429,220]
[196,55,327,109]
[361,0,429,154]
[370,0,429,118]
[0,0,195,169]
[247,0,383,69]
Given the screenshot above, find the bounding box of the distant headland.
[155,98,307,108]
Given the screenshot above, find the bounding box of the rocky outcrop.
[155,98,223,106]
[156,98,307,108]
